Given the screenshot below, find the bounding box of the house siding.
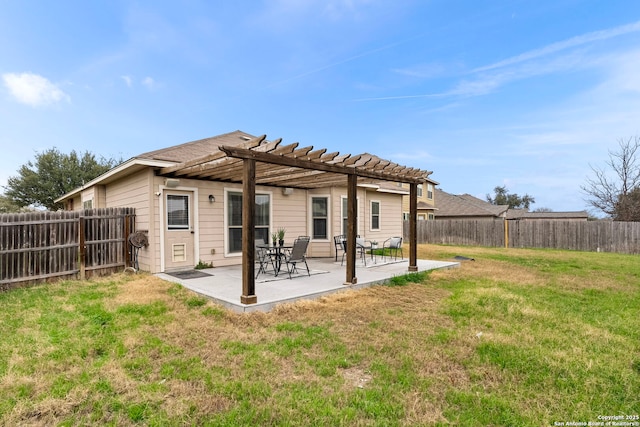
[60,172,407,272]
[107,169,154,271]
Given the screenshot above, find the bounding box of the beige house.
[56,131,432,275]
[400,180,438,220]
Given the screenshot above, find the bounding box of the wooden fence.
[0,208,136,289]
[404,219,640,254]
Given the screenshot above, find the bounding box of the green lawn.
[0,245,638,426]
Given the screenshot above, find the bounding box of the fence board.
[405,220,640,254]
[0,208,135,289]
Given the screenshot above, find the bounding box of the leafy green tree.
[0,194,24,213]
[486,185,535,209]
[3,148,121,211]
[582,136,640,221]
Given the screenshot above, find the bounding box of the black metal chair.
[340,238,369,266]
[333,235,345,261]
[283,238,310,278]
[383,237,403,261]
[255,239,275,278]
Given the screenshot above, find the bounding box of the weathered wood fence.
[0,208,136,289]
[404,220,640,254]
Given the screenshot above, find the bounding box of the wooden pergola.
[159,135,432,304]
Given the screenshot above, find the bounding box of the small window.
[403,212,409,221]
[370,201,380,230]
[167,194,189,230]
[427,183,434,199]
[341,197,358,234]
[83,199,93,209]
[312,197,328,239]
[417,184,423,197]
[428,213,435,220]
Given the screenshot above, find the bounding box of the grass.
[0,244,639,425]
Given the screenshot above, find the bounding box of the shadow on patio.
[156,257,459,313]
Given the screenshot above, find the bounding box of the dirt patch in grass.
[107,273,174,307]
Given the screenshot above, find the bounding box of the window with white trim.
[311,197,328,239]
[341,197,358,234]
[227,191,270,253]
[370,201,380,230]
[427,183,434,199]
[417,184,423,198]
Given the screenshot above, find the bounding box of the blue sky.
[2,1,640,214]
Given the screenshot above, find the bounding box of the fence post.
[124,212,131,269]
[79,214,86,280]
[504,219,509,248]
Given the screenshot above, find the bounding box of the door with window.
[164,191,195,271]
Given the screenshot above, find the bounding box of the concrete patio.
[156,256,460,313]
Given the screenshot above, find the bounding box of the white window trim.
[309,194,330,241]
[369,200,381,231]
[340,195,360,235]
[223,187,273,257]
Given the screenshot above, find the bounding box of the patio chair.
[382,237,403,261]
[255,239,275,278]
[334,234,360,261]
[340,238,368,266]
[283,238,310,279]
[333,235,345,261]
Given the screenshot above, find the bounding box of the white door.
[163,191,195,271]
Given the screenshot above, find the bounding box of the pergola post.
[345,173,358,284]
[409,182,418,272]
[240,158,257,304]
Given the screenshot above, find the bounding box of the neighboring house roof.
[507,210,589,220]
[417,201,435,210]
[434,188,509,218]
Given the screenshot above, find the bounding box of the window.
[417,184,423,198]
[227,191,271,253]
[370,201,380,230]
[403,212,410,221]
[83,199,93,209]
[427,183,434,199]
[341,197,358,234]
[167,194,189,230]
[311,197,328,239]
[428,213,435,220]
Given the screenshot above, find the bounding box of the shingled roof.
[434,188,509,219]
[155,131,432,189]
[137,130,256,163]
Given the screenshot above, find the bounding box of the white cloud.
[121,75,133,87]
[473,20,640,73]
[142,76,157,90]
[2,72,69,107]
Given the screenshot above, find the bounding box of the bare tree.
[582,136,640,220]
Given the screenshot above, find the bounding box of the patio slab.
[156,257,459,313]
